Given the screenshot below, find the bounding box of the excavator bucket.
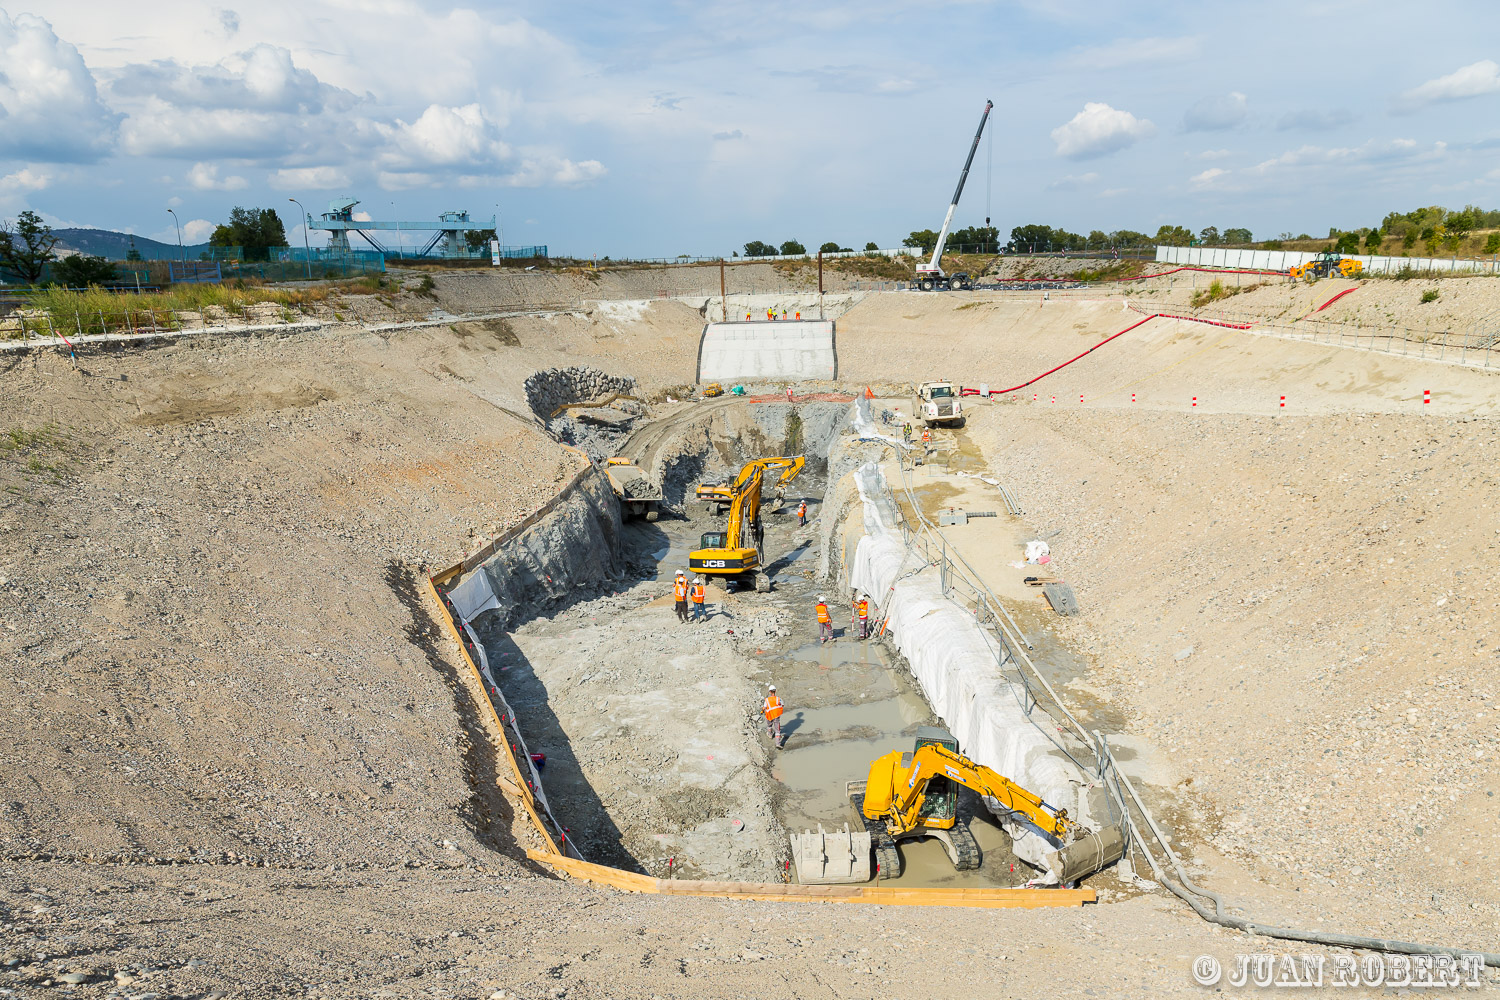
[1052,823,1127,885]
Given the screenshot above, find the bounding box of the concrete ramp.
[697,320,836,383]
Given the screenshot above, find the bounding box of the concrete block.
[937,508,967,526]
[697,320,836,382]
[790,824,872,884]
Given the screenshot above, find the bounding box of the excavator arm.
[862,743,1071,842]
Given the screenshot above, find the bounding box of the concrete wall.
[696,320,837,382]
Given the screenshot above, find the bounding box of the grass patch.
[1420,288,1440,303]
[18,283,331,337]
[0,422,74,485]
[415,275,437,298]
[1189,279,1265,308]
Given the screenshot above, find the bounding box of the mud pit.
[476,397,1118,889]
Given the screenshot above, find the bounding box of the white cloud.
[269,166,351,190]
[1046,172,1099,191]
[0,10,119,163]
[1050,103,1155,159]
[1394,60,1500,113]
[1183,92,1246,132]
[1190,167,1229,189]
[110,44,354,116]
[505,155,606,188]
[0,167,51,211]
[1251,138,1445,174]
[1192,149,1232,160]
[378,104,510,169]
[155,218,215,244]
[186,162,248,191]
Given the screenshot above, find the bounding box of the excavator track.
[944,821,981,871]
[850,791,903,879]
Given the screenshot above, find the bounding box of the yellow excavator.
[848,727,1125,884]
[688,459,781,592]
[1289,251,1363,280]
[695,456,804,514]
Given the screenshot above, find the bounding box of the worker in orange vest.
[921,427,931,444]
[762,685,785,746]
[855,592,870,640]
[797,499,808,526]
[691,576,707,622]
[816,595,833,643]
[673,570,689,623]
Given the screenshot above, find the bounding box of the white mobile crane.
[913,99,993,292]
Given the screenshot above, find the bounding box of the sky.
[4,0,1500,257]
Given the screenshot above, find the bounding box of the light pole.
[287,198,312,280]
[166,208,185,273]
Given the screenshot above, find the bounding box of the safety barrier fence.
[421,444,1095,908]
[1158,243,1500,275]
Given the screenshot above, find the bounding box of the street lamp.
[287,198,312,280]
[166,208,185,272]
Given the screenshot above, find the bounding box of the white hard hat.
[768,685,776,691]
[818,595,826,601]
[676,570,684,576]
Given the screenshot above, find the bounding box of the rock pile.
[524,366,636,420]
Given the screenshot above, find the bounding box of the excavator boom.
[863,743,1070,841]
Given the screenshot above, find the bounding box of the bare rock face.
[523,366,636,422]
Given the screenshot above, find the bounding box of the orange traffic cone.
[864,387,874,399]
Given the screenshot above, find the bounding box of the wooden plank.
[425,577,561,856]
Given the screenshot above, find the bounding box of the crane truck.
[913,99,993,292]
[848,727,1125,884]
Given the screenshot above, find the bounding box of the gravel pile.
[523,366,636,420]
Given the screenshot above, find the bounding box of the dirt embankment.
[966,405,1500,948]
[1,326,576,870]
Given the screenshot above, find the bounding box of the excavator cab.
[913,726,958,828]
[699,531,727,549]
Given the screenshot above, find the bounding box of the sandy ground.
[3,264,1499,995]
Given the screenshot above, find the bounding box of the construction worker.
[673,570,689,623]
[797,499,808,526]
[902,421,912,443]
[855,593,870,640]
[691,576,707,622]
[921,427,931,445]
[816,595,833,643]
[762,685,785,746]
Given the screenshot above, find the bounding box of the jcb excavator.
[696,456,804,514]
[689,459,776,592]
[848,727,1125,884]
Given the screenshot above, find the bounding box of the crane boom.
[923,99,994,275]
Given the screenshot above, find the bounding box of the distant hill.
[52,228,215,261]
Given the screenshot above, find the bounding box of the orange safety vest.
[674,579,687,600]
[857,599,869,620]
[922,429,931,442]
[797,501,807,515]
[762,694,784,721]
[816,602,830,624]
[691,583,705,603]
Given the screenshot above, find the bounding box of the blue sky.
[4,1,1500,256]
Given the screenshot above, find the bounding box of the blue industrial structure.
[303,196,508,260]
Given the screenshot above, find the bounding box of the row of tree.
[741,240,880,257]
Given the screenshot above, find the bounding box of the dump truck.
[913,381,964,427]
[604,458,661,522]
[848,727,1125,885]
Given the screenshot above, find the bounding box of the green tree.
[1365,228,1383,253]
[209,207,289,261]
[1334,232,1361,255]
[902,229,941,254]
[1109,229,1150,248]
[1006,224,1054,252]
[1198,226,1221,245]
[778,239,806,255]
[1444,210,1474,240]
[52,254,119,286]
[1153,225,1193,247]
[464,228,497,252]
[946,225,999,253]
[1223,227,1253,243]
[1403,230,1418,249]
[818,242,842,254]
[1262,240,1284,250]
[125,238,143,262]
[0,210,59,283]
[742,240,775,257]
[863,241,879,251]
[1485,232,1500,254]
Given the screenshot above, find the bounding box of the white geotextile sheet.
[847,460,1095,878]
